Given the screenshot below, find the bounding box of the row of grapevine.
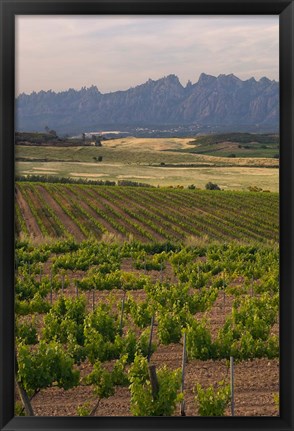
[15,183,278,243]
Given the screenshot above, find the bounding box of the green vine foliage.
[186,319,216,360]
[128,354,182,416]
[16,318,38,345]
[157,311,183,345]
[215,293,279,359]
[43,296,86,346]
[16,293,51,316]
[124,297,152,328]
[17,340,80,394]
[195,381,231,416]
[83,355,129,410]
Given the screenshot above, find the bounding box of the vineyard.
[14,182,279,416]
[15,183,279,244]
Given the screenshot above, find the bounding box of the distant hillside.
[15,131,104,147]
[179,132,280,158]
[16,73,279,135]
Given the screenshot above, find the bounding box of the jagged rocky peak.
[245,77,257,84]
[218,73,240,80]
[136,75,182,92]
[197,72,217,85]
[80,85,101,94]
[163,74,181,82]
[216,74,242,86]
[155,74,183,88]
[259,76,272,85]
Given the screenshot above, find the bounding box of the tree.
[49,129,57,137]
[205,182,221,191]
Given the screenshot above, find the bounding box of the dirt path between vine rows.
[37,185,85,241]
[30,353,279,417]
[16,187,42,239]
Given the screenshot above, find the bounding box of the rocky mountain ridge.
[16,73,279,135]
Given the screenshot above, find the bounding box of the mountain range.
[15,73,279,135]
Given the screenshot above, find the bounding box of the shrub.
[205,182,221,191]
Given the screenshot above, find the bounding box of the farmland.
[15,183,279,244]
[179,133,279,158]
[14,133,280,417]
[15,238,279,417]
[15,136,279,191]
[15,181,279,417]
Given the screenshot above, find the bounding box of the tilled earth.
[31,352,279,417]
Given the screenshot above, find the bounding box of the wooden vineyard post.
[76,284,79,297]
[148,365,159,400]
[92,289,95,311]
[180,332,187,416]
[119,292,126,335]
[61,274,64,294]
[230,356,235,416]
[15,352,35,416]
[16,380,35,416]
[223,272,226,316]
[50,269,53,305]
[147,315,155,362]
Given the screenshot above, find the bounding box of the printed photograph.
[14,15,279,417]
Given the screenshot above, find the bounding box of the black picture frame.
[0,0,293,430]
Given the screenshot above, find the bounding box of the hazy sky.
[15,15,279,95]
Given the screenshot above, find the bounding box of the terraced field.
[15,183,279,244]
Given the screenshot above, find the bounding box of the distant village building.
[92,134,102,146]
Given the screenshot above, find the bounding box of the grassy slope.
[15,136,279,191]
[179,133,279,158]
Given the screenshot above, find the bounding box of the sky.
[15,15,279,95]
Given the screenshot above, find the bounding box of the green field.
[180,133,279,158]
[15,136,279,191]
